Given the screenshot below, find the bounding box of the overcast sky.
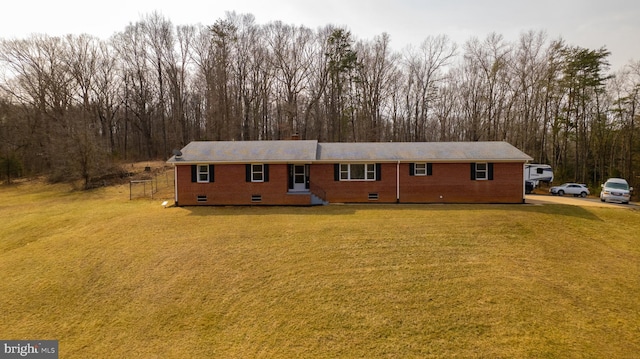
[1,0,638,71]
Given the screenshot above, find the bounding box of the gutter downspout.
[396,160,400,203]
[522,162,526,204]
[174,164,178,205]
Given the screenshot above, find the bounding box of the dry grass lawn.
[1,172,639,358]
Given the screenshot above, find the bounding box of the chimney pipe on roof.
[290,133,300,140]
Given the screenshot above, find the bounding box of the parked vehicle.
[525,164,554,187]
[549,183,590,197]
[600,178,633,204]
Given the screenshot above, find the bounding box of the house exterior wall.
[307,162,524,204]
[399,162,524,203]
[175,164,311,206]
[175,162,525,206]
[309,163,397,203]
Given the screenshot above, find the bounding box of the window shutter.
[488,163,494,180]
[288,165,293,189]
[376,163,382,181]
[191,165,197,182]
[409,163,415,176]
[209,165,215,182]
[470,163,476,180]
[245,164,251,182]
[305,164,310,189]
[334,164,340,181]
[427,163,433,176]
[264,164,269,182]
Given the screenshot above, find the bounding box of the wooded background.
[0,12,638,190]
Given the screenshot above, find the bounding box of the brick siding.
[175,162,525,205]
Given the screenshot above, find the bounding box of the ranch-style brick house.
[166,140,533,206]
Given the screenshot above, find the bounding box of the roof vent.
[172,149,183,159]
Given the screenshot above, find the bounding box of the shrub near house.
[167,141,533,206]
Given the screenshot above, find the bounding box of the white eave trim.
[311,159,531,164]
[167,160,313,165]
[168,158,532,165]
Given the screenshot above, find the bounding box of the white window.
[340,164,376,181]
[475,162,488,180]
[414,163,427,176]
[197,165,209,183]
[251,164,264,182]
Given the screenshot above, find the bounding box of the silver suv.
[600,178,633,204]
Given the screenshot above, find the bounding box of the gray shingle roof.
[316,142,532,162]
[167,140,319,163]
[167,141,532,163]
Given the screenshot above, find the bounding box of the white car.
[600,178,632,204]
[549,183,590,197]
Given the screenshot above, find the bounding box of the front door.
[293,165,307,191]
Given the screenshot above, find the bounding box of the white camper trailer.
[525,164,554,187]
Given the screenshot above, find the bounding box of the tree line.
[0,12,638,189]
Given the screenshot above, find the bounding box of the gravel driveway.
[525,194,639,209]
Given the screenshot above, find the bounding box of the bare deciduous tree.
[1,13,638,192]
